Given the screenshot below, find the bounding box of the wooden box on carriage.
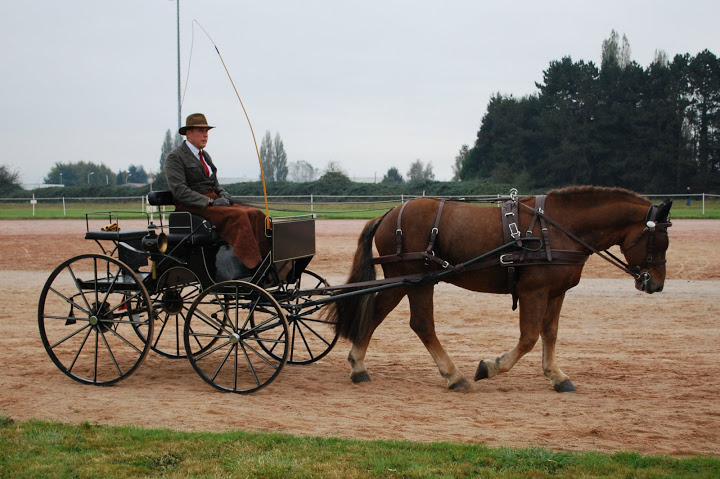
[270,216,315,262]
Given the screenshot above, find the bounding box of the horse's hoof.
[449,378,471,392]
[350,371,371,384]
[474,361,489,381]
[554,379,576,393]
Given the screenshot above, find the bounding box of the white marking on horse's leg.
[427,346,468,390]
[541,341,570,385]
[347,341,371,383]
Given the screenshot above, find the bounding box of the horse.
[327,186,672,393]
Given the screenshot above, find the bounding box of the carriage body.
[38,191,336,393]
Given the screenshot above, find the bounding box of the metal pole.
[176,0,182,132]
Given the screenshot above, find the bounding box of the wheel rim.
[274,270,338,364]
[184,281,289,394]
[38,254,153,385]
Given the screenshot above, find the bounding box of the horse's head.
[620,199,672,293]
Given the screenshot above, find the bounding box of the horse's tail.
[328,215,383,344]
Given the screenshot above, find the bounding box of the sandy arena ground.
[0,218,718,456]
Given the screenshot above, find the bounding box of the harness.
[372,195,670,308]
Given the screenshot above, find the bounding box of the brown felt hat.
[179,113,215,135]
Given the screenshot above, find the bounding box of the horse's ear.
[657,199,673,222]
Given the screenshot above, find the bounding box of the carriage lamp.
[143,222,168,254]
[143,222,168,279]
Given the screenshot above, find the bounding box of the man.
[164,113,269,270]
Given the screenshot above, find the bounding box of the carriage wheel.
[38,254,153,385]
[271,270,338,364]
[137,267,202,359]
[184,281,289,394]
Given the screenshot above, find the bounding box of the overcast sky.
[2,1,718,186]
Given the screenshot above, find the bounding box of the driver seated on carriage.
[164,113,269,277]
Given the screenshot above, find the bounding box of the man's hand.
[211,197,230,207]
[219,191,233,202]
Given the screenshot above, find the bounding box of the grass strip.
[0,416,717,478]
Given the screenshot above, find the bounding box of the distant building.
[351,176,380,184]
[22,183,63,190]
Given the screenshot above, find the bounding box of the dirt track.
[0,219,719,456]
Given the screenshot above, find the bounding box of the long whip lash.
[184,20,271,223]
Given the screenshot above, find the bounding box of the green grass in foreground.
[0,417,717,478]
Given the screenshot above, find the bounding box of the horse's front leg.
[407,285,470,392]
[474,290,547,383]
[541,293,576,393]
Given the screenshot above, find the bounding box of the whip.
[183,20,271,225]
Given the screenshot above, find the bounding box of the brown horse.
[328,186,672,393]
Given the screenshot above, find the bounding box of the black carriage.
[38,191,337,394]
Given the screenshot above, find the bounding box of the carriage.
[38,187,673,394]
[38,190,339,394]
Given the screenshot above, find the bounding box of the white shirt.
[184,140,202,160]
[184,140,211,174]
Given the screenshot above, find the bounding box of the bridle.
[616,203,672,291]
[520,201,672,290]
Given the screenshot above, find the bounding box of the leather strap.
[395,201,410,256]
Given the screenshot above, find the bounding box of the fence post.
[62,196,66,216]
[703,192,705,216]
[31,194,36,217]
[310,194,314,214]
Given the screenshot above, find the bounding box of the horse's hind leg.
[407,285,470,392]
[540,293,576,393]
[347,287,406,383]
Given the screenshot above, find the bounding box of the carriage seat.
[147,190,220,245]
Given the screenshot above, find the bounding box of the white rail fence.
[1,192,718,217]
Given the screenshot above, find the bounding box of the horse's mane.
[545,185,650,206]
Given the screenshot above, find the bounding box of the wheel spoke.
[66,264,93,313]
[67,326,93,372]
[210,343,236,382]
[98,328,123,377]
[49,322,91,349]
[153,312,170,347]
[296,317,333,346]
[193,338,232,362]
[238,342,261,388]
[105,325,144,355]
[48,287,90,317]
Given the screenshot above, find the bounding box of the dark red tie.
[199,150,210,177]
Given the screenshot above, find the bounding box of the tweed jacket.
[164,142,227,209]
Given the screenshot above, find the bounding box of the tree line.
[457,31,719,192]
[9,31,717,196]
